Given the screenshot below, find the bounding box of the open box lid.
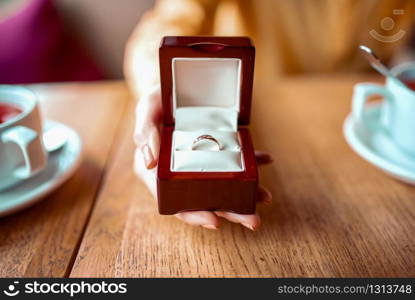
[159,36,255,126]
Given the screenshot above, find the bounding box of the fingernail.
[264,190,272,204]
[142,144,155,169]
[242,223,255,231]
[202,224,218,230]
[258,188,272,205]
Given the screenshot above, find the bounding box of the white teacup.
[0,85,47,191]
[352,62,415,156]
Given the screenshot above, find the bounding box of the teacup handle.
[352,83,393,131]
[1,125,47,179]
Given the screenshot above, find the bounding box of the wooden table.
[1,76,415,277]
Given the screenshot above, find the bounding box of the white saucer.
[0,120,82,217]
[344,102,415,185]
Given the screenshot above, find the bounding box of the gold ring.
[191,134,222,151]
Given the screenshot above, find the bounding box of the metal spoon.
[359,45,404,85]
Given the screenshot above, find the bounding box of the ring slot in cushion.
[173,130,241,151]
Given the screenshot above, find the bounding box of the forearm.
[124,0,217,98]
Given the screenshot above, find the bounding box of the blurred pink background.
[0,0,153,83]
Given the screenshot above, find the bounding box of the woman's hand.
[134,87,272,230]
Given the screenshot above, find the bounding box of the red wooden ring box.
[157,36,258,215]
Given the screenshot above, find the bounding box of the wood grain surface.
[0,82,129,277]
[2,77,415,277]
[70,75,415,277]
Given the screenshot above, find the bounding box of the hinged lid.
[159,36,255,126]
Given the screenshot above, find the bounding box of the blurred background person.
[125,0,415,95]
[124,0,415,230]
[2,0,414,84]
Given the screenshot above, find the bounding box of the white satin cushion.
[171,107,244,172]
[173,130,241,151]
